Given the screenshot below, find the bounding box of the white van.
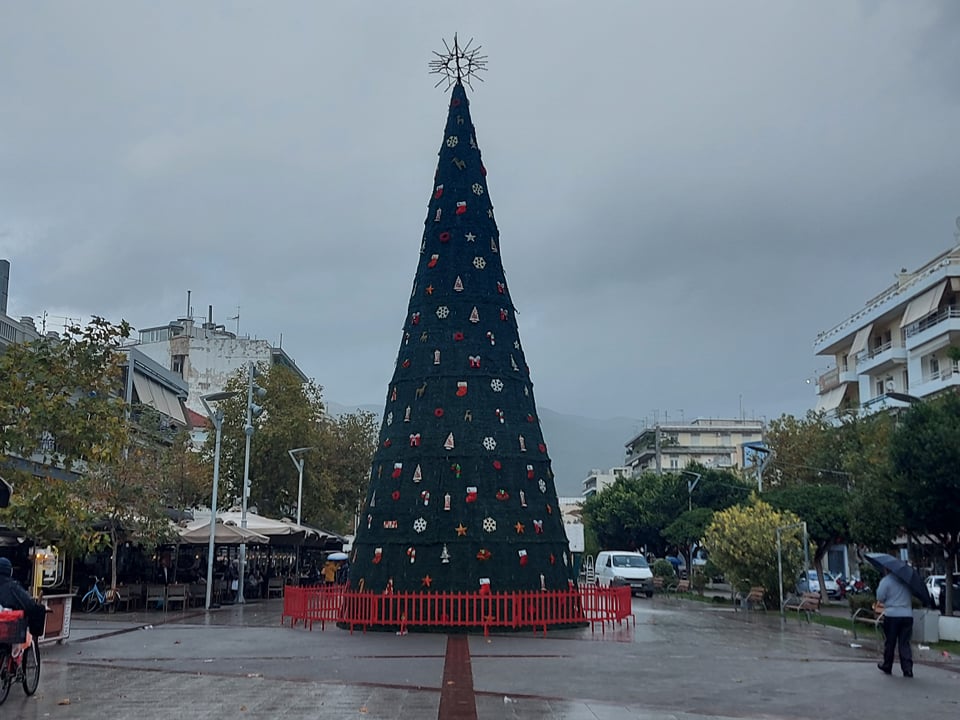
[595,551,654,597]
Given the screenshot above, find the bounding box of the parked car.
[796,570,841,599]
[595,551,655,597]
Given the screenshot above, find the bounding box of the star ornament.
[455,523,468,536]
[422,575,433,588]
[429,34,488,91]
[515,521,525,534]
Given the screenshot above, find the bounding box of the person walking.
[875,566,914,677]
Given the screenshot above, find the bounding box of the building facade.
[134,309,307,416]
[582,466,630,498]
[813,243,960,415]
[0,260,40,351]
[623,418,764,475]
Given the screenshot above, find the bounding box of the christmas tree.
[349,44,578,600]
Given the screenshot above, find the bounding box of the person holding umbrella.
[866,553,932,678]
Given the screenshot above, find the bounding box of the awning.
[132,374,187,425]
[849,324,873,357]
[900,280,946,328]
[815,385,847,413]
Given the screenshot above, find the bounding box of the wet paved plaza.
[5,596,958,719]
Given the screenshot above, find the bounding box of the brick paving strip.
[437,634,477,720]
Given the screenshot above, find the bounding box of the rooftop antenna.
[429,33,488,91]
[229,306,240,335]
[954,216,960,244]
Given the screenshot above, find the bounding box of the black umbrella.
[864,553,934,608]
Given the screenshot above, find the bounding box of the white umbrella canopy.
[184,511,318,544]
[178,520,270,546]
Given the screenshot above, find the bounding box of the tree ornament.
[412,464,422,482]
[482,517,497,533]
[466,486,478,503]
[469,307,480,323]
[456,381,468,397]
[373,547,383,564]
[392,462,403,479]
[440,545,451,564]
[444,432,455,450]
[454,276,464,292]
[407,547,416,563]
[514,521,525,534]
[456,201,467,215]
[409,433,421,447]
[414,516,427,533]
[455,523,468,537]
[444,493,451,511]
[518,549,528,567]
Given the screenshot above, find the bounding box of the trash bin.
[912,609,939,644]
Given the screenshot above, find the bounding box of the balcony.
[855,341,907,375]
[904,307,960,350]
[818,367,857,393]
[909,365,960,399]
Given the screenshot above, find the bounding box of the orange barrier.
[281,585,633,635]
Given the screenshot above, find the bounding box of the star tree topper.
[429,34,488,91]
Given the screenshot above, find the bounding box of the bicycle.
[80,576,113,613]
[0,634,40,704]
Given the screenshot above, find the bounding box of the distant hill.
[325,401,639,496]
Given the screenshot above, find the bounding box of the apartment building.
[623,418,764,475]
[134,306,307,417]
[813,243,960,415]
[582,466,630,498]
[0,260,40,351]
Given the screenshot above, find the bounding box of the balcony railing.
[818,367,840,393]
[904,307,960,340]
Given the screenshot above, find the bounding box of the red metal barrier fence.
[281,585,634,635]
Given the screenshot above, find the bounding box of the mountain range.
[325,401,640,497]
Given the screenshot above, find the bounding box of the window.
[929,355,940,379]
[172,355,186,376]
[670,457,679,470]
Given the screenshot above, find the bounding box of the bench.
[783,592,821,622]
[652,577,665,593]
[267,577,286,599]
[668,579,690,595]
[852,608,885,648]
[736,586,766,612]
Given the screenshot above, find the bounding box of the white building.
[813,242,960,415]
[0,260,40,351]
[134,308,307,416]
[623,418,764,475]
[581,467,630,498]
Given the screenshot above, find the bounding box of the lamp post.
[776,520,809,622]
[200,390,240,610]
[238,360,266,605]
[288,447,315,575]
[681,470,702,580]
[744,442,772,492]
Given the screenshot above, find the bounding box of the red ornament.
[391,462,402,479]
[453,331,464,341]
[493,460,502,471]
[428,254,439,268]
[456,201,467,215]
[434,407,444,417]
[402,359,411,368]
[439,231,450,242]
[451,97,461,107]
[549,553,556,565]
[496,489,509,501]
[480,164,487,176]
[383,439,392,448]
[518,549,528,566]
[391,490,401,501]
[538,443,547,453]
[476,549,491,561]
[527,414,535,423]
[527,464,534,479]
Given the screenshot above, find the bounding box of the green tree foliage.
[663,507,715,573]
[764,412,846,489]
[208,365,377,532]
[887,394,960,614]
[704,498,803,598]
[765,483,850,600]
[0,317,131,468]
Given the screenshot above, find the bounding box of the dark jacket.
[0,575,46,637]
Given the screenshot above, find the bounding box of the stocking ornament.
[518,549,528,567]
[466,486,478,503]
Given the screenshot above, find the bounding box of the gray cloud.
[2,1,959,437]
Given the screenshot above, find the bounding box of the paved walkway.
[5,596,958,719]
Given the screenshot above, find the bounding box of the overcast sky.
[2,2,959,429]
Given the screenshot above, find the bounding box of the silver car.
[796,570,840,599]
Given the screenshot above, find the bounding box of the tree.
[766,484,850,601]
[887,393,960,615]
[309,411,377,533]
[0,317,131,469]
[704,498,804,600]
[663,507,715,581]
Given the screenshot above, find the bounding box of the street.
[7,596,959,719]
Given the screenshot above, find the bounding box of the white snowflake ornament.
[472,256,486,270]
[482,517,497,533]
[538,478,547,493]
[482,436,497,451]
[472,183,484,196]
[490,378,504,392]
[446,135,459,147]
[413,517,427,534]
[436,305,450,319]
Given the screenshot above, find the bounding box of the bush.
[848,594,877,617]
[690,571,708,595]
[652,559,676,579]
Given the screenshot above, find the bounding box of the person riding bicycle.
[0,558,45,653]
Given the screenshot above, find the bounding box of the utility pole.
[238,360,266,604]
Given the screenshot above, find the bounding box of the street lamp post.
[681,470,702,579]
[200,390,240,611]
[287,447,315,575]
[776,521,810,622]
[238,361,266,605]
